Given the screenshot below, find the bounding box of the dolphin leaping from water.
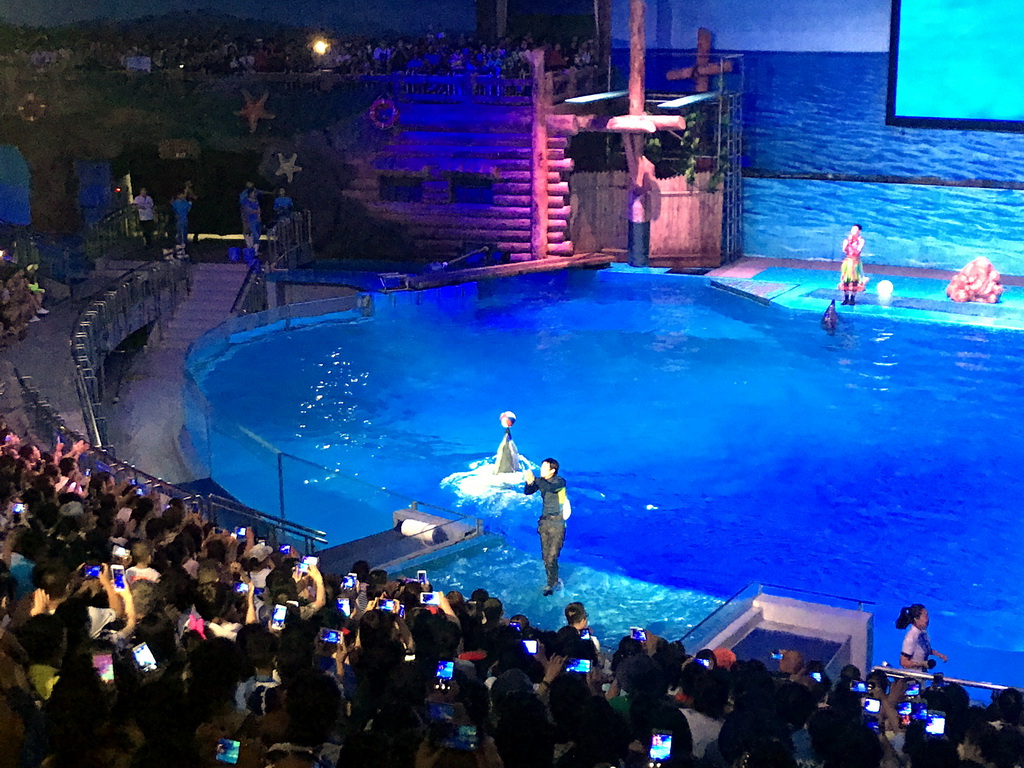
[494,411,521,474]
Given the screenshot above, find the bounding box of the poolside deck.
[706,257,1024,331]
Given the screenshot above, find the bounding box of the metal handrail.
[280,451,483,531]
[680,580,875,648]
[71,258,191,445]
[229,265,267,315]
[678,581,758,646]
[15,369,328,553]
[756,582,876,610]
[872,665,1008,693]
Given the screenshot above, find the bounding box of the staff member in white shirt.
[897,603,949,671]
[132,187,155,247]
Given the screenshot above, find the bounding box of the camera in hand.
[927,658,937,669]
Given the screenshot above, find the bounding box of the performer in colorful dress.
[839,224,868,305]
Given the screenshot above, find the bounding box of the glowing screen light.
[889,0,1024,130]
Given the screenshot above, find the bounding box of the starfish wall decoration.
[275,152,303,183]
[237,90,275,133]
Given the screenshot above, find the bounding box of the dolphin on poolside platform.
[821,299,839,335]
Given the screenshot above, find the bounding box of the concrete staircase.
[158,262,250,352]
[106,261,251,482]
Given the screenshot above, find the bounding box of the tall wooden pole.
[626,0,650,266]
[628,0,646,117]
[595,0,613,87]
[529,50,550,261]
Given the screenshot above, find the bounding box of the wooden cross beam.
[666,28,733,92]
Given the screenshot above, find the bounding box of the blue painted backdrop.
[613,50,1024,273]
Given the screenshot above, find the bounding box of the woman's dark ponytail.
[896,606,911,630]
[896,603,925,630]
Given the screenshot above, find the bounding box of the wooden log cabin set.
[343,3,742,268]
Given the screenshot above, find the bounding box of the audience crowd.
[0,27,596,79]
[0,263,47,344]
[2,423,1021,768]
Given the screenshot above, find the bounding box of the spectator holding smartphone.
[897,603,948,671]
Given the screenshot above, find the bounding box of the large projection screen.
[888,0,1024,131]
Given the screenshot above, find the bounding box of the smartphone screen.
[897,701,912,727]
[579,628,591,640]
[851,680,868,694]
[442,724,479,751]
[233,526,246,538]
[912,702,929,721]
[649,731,673,761]
[319,628,340,644]
[863,698,881,715]
[112,545,129,559]
[302,556,318,569]
[92,653,115,683]
[215,738,240,765]
[509,621,522,632]
[417,569,428,584]
[770,650,783,660]
[522,639,539,654]
[925,711,946,737]
[420,591,441,606]
[111,565,127,591]
[906,682,921,697]
[337,597,351,617]
[342,573,357,590]
[630,627,647,642]
[84,565,102,579]
[436,661,455,680]
[695,657,712,669]
[11,502,25,516]
[270,604,287,630]
[132,643,158,672]
[233,582,249,594]
[864,714,881,733]
[810,671,823,683]
[566,658,591,674]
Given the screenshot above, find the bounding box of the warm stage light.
[312,40,330,56]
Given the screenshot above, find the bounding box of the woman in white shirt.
[897,603,948,671]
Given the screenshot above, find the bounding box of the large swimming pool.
[189,270,1024,656]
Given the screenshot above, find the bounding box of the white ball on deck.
[877,280,894,300]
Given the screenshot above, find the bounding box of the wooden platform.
[406,252,613,290]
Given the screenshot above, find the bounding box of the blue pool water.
[191,270,1024,653]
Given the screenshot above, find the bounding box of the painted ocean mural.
[614,50,1024,272]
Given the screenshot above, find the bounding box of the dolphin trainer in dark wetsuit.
[524,458,568,596]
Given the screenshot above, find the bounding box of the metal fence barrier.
[72,258,191,446]
[15,368,327,553]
